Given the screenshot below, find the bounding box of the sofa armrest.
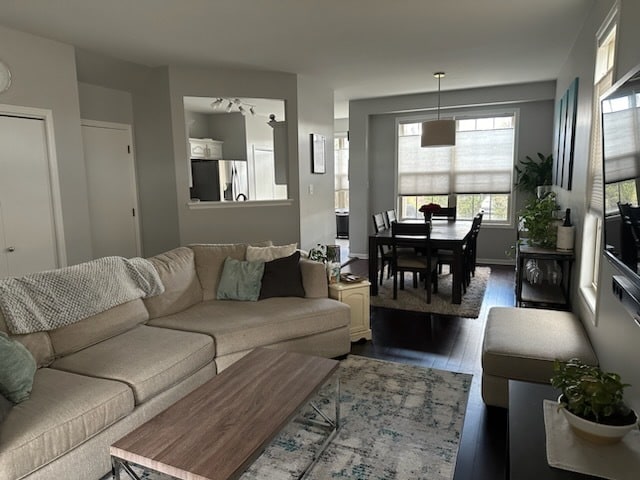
[300,258,328,298]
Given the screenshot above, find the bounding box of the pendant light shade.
[421,72,456,147]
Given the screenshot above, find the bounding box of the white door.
[82,122,140,259]
[0,115,58,277]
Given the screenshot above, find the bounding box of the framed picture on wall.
[311,133,326,174]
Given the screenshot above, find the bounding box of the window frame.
[394,108,520,227]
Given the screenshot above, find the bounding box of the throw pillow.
[246,243,297,262]
[259,251,306,299]
[216,257,265,301]
[0,392,12,422]
[0,332,37,403]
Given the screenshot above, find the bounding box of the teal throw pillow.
[0,332,37,403]
[216,257,265,301]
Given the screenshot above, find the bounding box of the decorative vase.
[558,398,638,445]
[424,212,433,223]
[325,245,341,284]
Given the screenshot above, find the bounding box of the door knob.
[7,246,15,252]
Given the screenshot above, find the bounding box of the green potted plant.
[551,358,638,444]
[515,152,553,198]
[519,192,559,248]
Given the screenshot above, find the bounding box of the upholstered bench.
[481,306,598,408]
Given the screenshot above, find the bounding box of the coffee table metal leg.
[112,457,143,480]
[298,376,341,480]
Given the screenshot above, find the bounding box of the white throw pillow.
[246,243,297,262]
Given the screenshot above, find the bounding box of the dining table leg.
[368,236,379,296]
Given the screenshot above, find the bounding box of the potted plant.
[519,192,559,249]
[515,152,553,198]
[551,358,638,444]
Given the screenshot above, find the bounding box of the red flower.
[419,203,442,214]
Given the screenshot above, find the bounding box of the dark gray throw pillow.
[259,251,306,299]
[0,393,12,423]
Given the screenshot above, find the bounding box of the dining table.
[368,219,474,304]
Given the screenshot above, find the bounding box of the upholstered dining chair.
[391,221,439,303]
[385,209,397,226]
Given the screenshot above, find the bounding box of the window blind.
[398,116,515,196]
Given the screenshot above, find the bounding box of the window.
[580,8,617,315]
[397,114,516,222]
[334,135,349,210]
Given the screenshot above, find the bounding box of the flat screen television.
[602,63,640,290]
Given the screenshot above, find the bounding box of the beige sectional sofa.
[0,244,351,480]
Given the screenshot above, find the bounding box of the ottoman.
[481,306,598,408]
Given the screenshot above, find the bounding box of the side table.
[329,281,372,342]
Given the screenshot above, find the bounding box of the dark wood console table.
[508,380,601,480]
[515,242,574,310]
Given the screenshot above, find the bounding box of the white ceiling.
[0,0,594,118]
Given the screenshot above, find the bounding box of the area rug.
[114,355,472,480]
[370,266,491,318]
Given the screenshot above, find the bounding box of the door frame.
[81,119,142,257]
[0,104,67,267]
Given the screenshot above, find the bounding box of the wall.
[167,65,302,247]
[78,83,134,125]
[557,0,640,412]
[297,75,336,250]
[0,26,92,265]
[208,113,247,160]
[348,82,556,259]
[132,67,181,256]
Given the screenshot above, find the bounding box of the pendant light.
[421,72,456,147]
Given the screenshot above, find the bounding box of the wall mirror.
[183,96,288,203]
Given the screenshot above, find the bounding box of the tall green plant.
[515,153,553,192]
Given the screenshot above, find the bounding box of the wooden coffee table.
[110,348,340,480]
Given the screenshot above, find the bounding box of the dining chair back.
[391,221,438,303]
[372,212,387,233]
[466,213,484,279]
[385,209,397,226]
[431,206,457,221]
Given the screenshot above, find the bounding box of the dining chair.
[391,221,439,303]
[466,213,484,280]
[431,206,457,221]
[372,212,393,284]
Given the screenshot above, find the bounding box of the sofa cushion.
[0,368,133,480]
[0,332,37,403]
[148,297,350,357]
[259,251,305,299]
[216,257,265,301]
[299,258,328,298]
[48,299,149,358]
[144,247,203,318]
[191,244,248,301]
[0,311,54,368]
[51,325,214,404]
[246,243,297,262]
[0,393,11,423]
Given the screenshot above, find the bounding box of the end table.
[329,281,372,342]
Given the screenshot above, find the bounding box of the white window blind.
[602,94,640,184]
[398,115,515,196]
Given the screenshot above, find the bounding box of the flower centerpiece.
[419,203,442,222]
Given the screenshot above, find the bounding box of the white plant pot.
[558,400,638,445]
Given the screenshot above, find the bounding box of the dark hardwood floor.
[342,259,514,480]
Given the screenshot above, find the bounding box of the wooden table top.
[111,348,339,480]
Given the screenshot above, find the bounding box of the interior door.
[82,122,140,259]
[0,115,58,277]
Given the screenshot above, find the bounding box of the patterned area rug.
[370,266,491,318]
[113,356,472,480]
